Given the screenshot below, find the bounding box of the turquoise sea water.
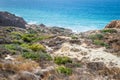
[0,0,120,32]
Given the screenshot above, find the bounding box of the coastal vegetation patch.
[56,66,72,75]
[54,56,72,65]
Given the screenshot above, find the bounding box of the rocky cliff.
[105,20,120,29]
[0,11,27,28]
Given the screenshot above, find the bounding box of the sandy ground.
[53,42,120,68]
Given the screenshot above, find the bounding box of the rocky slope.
[26,24,73,36]
[0,12,120,80]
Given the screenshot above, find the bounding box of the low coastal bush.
[22,52,40,60]
[71,35,78,39]
[22,52,52,60]
[34,35,51,42]
[89,33,110,48]
[29,43,46,52]
[54,56,72,65]
[21,33,51,43]
[21,43,46,52]
[12,39,23,44]
[38,52,52,60]
[27,28,37,34]
[5,44,22,53]
[94,40,105,46]
[101,29,117,33]
[93,40,109,48]
[11,32,22,39]
[10,30,52,44]
[5,44,17,50]
[21,43,30,48]
[0,45,16,55]
[22,36,32,42]
[21,34,35,42]
[56,66,72,75]
[89,34,103,40]
[22,35,33,43]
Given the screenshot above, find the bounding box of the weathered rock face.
[105,20,120,29]
[104,32,120,55]
[0,11,27,28]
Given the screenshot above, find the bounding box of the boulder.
[0,11,27,28]
[105,20,120,29]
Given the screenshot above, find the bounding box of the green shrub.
[22,52,52,60]
[101,29,117,33]
[56,66,72,75]
[5,44,16,50]
[22,52,40,60]
[34,35,51,42]
[12,40,23,44]
[22,34,35,42]
[11,32,24,44]
[93,40,109,48]
[94,40,105,46]
[0,45,17,55]
[21,43,46,52]
[23,34,35,37]
[21,33,52,43]
[89,34,103,40]
[29,43,46,52]
[27,28,37,34]
[54,56,72,65]
[5,27,14,32]
[11,32,23,41]
[5,44,22,54]
[104,44,110,49]
[5,44,21,51]
[21,43,30,48]
[71,35,78,39]
[22,37,32,42]
[39,52,52,60]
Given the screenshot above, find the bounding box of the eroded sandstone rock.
[105,20,120,29]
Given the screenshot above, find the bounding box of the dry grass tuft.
[2,56,39,72]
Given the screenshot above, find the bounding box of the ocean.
[0,0,120,32]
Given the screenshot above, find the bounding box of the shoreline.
[0,9,108,32]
